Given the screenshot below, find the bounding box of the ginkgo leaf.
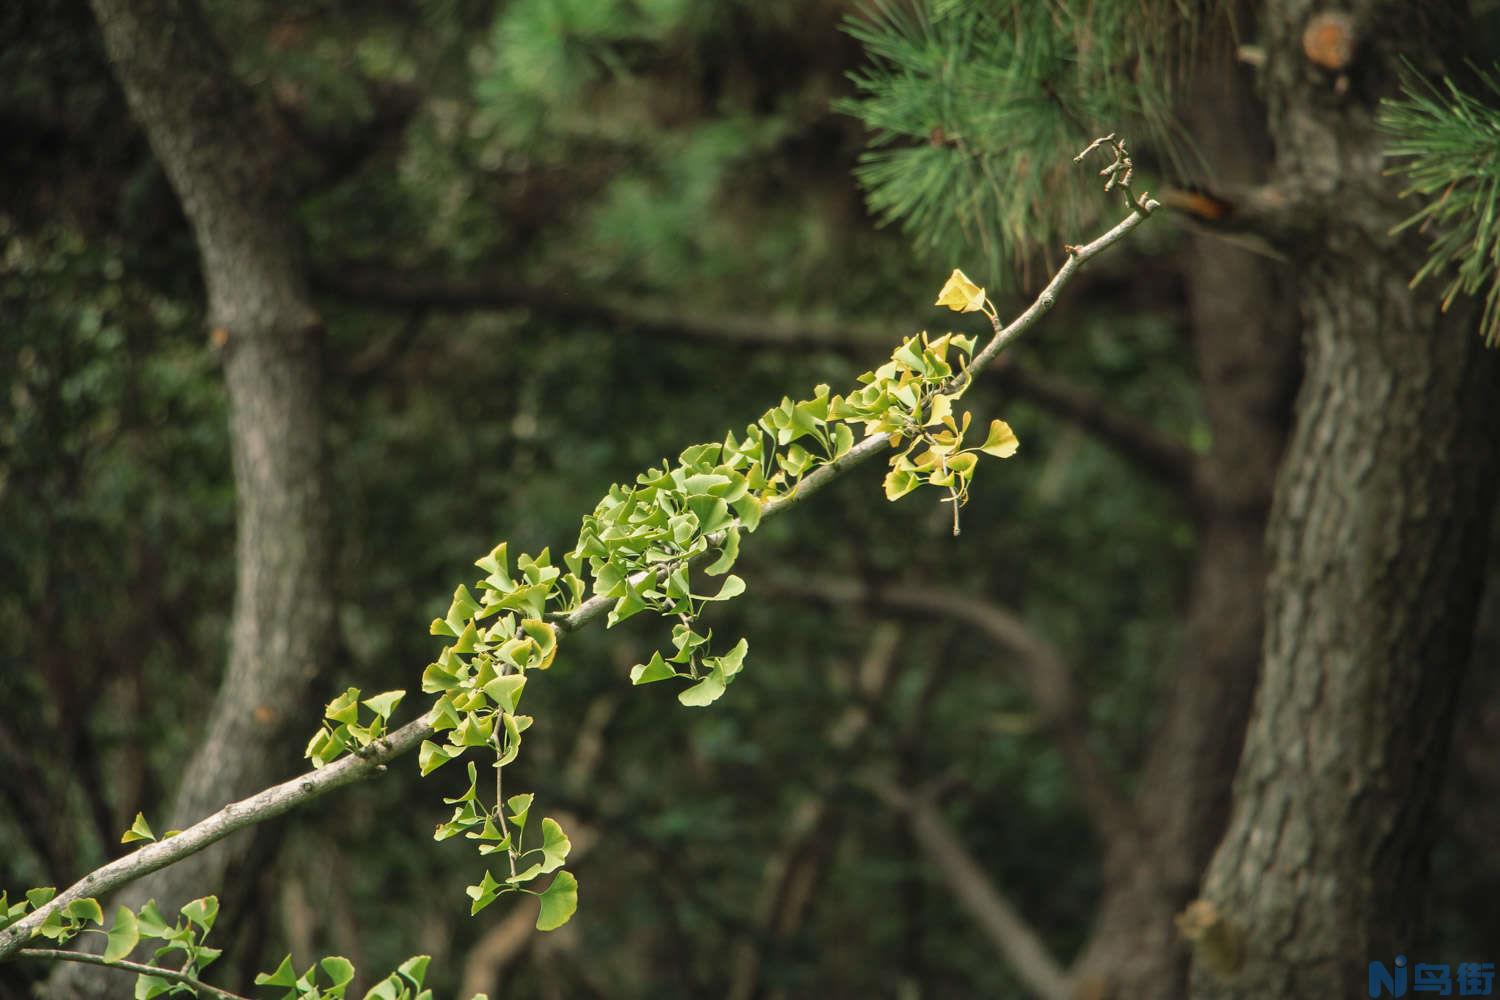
[535,871,578,932]
[630,651,677,685]
[121,812,156,845]
[979,419,1020,458]
[678,669,727,707]
[104,906,139,963]
[935,269,987,313]
[883,469,920,501]
[538,817,571,874]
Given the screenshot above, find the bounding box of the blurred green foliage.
[1,0,1201,995]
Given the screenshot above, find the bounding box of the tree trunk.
[54,1,334,993]
[1190,2,1500,996]
[1069,36,1300,1000]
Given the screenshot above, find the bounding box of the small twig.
[864,781,1073,1000]
[678,613,700,678]
[1075,133,1153,215]
[16,948,250,1000]
[493,731,518,880]
[768,574,1143,854]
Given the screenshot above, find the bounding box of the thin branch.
[16,948,250,1000]
[276,79,422,195]
[316,267,1196,492]
[0,718,74,881]
[727,623,903,1000]
[455,899,541,998]
[867,781,1073,1000]
[1156,182,1315,244]
[0,196,1157,964]
[0,717,433,959]
[344,308,429,392]
[988,358,1195,491]
[775,577,1140,853]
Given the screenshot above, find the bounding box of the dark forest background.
[2,2,1498,998]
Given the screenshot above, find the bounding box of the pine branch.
[1380,63,1500,345]
[838,0,1189,278]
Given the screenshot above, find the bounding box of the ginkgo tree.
[0,141,1159,999]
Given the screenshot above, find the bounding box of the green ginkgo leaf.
[535,871,578,932]
[103,905,138,963]
[121,812,156,845]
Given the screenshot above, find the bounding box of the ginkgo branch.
[0,176,1156,965]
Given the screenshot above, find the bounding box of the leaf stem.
[492,732,518,880]
[15,948,250,1000]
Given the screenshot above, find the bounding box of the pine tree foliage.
[1381,64,1500,346]
[476,0,699,146]
[838,0,1193,284]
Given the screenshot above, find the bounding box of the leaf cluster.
[306,690,407,768]
[3,889,222,998]
[298,269,1021,935]
[256,951,447,1000]
[2,885,475,1000]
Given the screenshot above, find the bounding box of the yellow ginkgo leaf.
[979,419,1019,458]
[935,269,987,314]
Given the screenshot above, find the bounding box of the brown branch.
[727,623,903,1000]
[987,358,1195,491]
[456,900,542,997]
[0,718,74,881]
[867,781,1073,1000]
[1157,183,1316,245]
[313,267,1196,494]
[774,577,1141,855]
[314,264,850,347]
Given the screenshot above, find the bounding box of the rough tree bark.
[56,0,335,993]
[1190,2,1500,996]
[1068,37,1301,1000]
